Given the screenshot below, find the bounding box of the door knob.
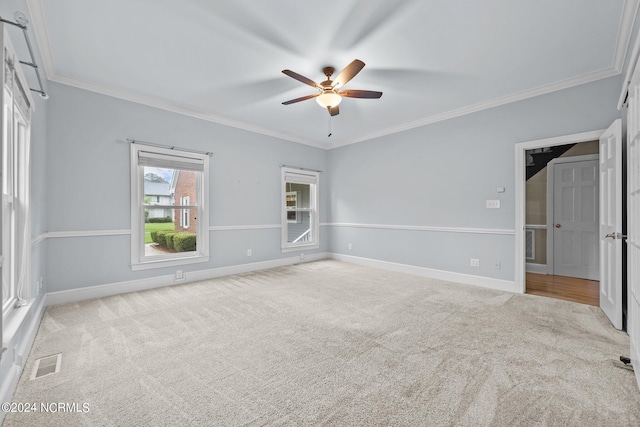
[555,224,561,228]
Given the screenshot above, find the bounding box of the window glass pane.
[144,207,197,257]
[286,211,312,243]
[285,183,310,208]
[142,166,199,258]
[143,166,173,205]
[3,99,12,195]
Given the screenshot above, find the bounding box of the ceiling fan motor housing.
[323,66,335,78]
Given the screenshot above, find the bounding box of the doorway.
[514,129,605,295]
[523,142,600,304]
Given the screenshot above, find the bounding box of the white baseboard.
[330,253,517,293]
[46,252,330,306]
[632,333,640,391]
[0,296,47,425]
[46,252,517,307]
[526,263,548,274]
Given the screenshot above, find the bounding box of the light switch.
[486,199,501,209]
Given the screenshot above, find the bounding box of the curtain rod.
[0,14,48,99]
[125,138,213,156]
[281,164,323,173]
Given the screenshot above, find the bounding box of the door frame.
[515,129,605,293]
[546,154,600,276]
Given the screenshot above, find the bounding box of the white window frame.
[281,167,319,252]
[1,26,33,330]
[182,196,190,229]
[130,144,209,271]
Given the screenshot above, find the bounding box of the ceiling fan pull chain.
[328,115,332,138]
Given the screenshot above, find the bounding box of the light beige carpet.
[3,260,639,426]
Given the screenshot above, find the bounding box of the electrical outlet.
[247,249,252,257]
[486,200,501,209]
[494,261,501,269]
[175,270,184,281]
[348,243,352,250]
[470,258,480,267]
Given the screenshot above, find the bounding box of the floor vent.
[30,353,62,380]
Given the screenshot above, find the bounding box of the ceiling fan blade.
[333,59,365,88]
[328,105,340,116]
[282,93,320,105]
[340,89,383,99]
[282,70,320,88]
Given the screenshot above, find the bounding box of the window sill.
[2,300,34,350]
[131,255,210,271]
[281,243,319,253]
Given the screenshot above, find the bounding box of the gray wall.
[327,75,623,282]
[44,82,329,293]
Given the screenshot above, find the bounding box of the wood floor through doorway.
[526,272,599,306]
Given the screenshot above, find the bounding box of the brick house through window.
[171,170,197,233]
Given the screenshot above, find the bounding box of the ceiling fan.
[281,59,382,116]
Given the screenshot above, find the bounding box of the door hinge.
[605,232,627,240]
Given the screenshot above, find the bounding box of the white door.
[552,160,599,280]
[626,65,640,388]
[599,119,623,330]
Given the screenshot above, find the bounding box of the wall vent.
[30,353,61,380]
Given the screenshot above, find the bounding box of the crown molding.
[49,74,325,149]
[614,0,640,73]
[329,67,620,149]
[50,65,619,152]
[25,0,55,79]
[25,0,630,151]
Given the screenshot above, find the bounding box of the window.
[130,144,209,270]
[281,167,319,251]
[2,43,32,321]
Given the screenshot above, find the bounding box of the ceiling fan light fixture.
[316,91,342,108]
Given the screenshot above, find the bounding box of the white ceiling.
[24,0,636,148]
